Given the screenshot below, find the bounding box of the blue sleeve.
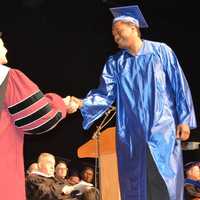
[160,43,197,129]
[80,57,117,130]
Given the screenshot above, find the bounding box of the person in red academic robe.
[0,35,78,200]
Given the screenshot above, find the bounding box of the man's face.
[55,163,68,179]
[189,166,200,180]
[39,156,55,176]
[28,163,38,174]
[82,169,94,183]
[112,21,135,49]
[0,39,8,65]
[68,176,80,185]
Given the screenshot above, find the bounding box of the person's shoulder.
[1,66,33,79]
[145,40,173,56]
[3,66,27,80]
[26,173,40,182]
[27,173,54,185]
[7,67,35,84]
[8,67,26,75]
[27,172,41,178]
[144,39,166,49]
[27,172,47,179]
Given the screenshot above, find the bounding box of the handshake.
[63,96,83,114]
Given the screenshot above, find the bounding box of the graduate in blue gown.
[71,5,197,200]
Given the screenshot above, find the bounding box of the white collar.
[0,65,10,85]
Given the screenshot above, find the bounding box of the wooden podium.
[77,127,121,200]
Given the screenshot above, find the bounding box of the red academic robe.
[0,65,68,200]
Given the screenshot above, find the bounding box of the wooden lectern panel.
[77,127,121,200]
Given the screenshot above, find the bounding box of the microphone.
[92,106,116,139]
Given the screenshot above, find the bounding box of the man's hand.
[176,124,190,141]
[70,96,84,109]
[63,96,79,114]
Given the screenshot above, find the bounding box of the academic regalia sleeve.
[160,43,197,129]
[4,68,68,135]
[80,57,117,130]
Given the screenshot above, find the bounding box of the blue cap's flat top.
[110,5,148,28]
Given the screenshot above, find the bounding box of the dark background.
[1,0,199,170]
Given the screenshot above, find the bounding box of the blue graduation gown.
[80,40,197,200]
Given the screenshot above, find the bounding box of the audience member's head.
[81,167,94,183]
[185,161,200,181]
[27,162,38,175]
[82,187,100,200]
[67,171,80,185]
[37,153,55,176]
[55,161,68,179]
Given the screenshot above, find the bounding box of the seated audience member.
[80,167,94,184]
[184,162,200,200]
[26,152,73,200]
[55,161,69,183]
[67,172,80,186]
[62,168,97,199]
[26,162,39,176]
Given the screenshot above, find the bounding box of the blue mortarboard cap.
[110,5,148,28]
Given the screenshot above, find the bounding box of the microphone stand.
[92,107,116,200]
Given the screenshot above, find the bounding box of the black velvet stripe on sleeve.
[25,112,62,134]
[15,104,51,127]
[8,91,44,115]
